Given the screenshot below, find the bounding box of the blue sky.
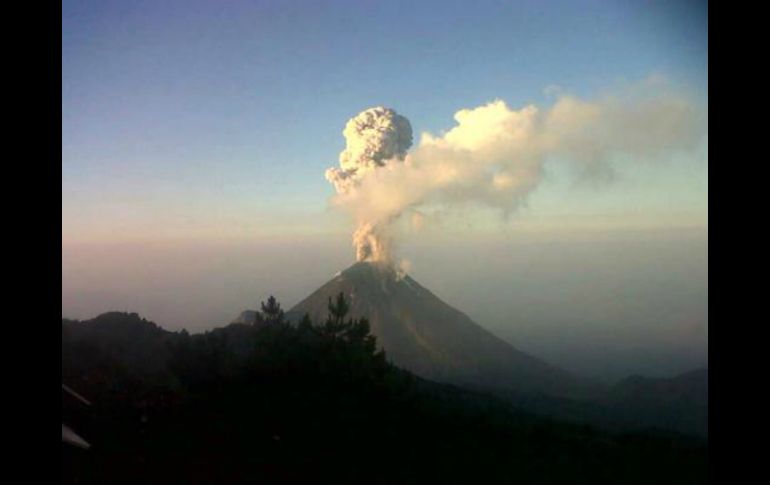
[62,0,707,243]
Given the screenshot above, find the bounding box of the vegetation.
[62,294,706,484]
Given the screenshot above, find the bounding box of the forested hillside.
[62,295,706,484]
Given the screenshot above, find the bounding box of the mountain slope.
[286,262,595,399]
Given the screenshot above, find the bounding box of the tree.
[298,313,313,331]
[344,318,378,355]
[323,292,351,339]
[260,295,285,325]
[328,292,349,322]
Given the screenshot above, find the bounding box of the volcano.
[282,262,593,399]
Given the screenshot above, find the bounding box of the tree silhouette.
[62,294,708,485]
[328,292,349,323]
[344,317,378,355]
[298,313,313,331]
[260,295,284,325]
[323,292,351,339]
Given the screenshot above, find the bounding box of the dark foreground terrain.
[62,298,706,484]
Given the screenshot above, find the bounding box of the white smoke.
[326,79,705,266]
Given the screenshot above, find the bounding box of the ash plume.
[326,79,705,267]
[325,106,413,263]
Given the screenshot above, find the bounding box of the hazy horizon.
[62,224,707,383]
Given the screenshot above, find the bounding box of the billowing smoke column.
[326,107,413,262]
[326,79,705,267]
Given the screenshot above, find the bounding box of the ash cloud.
[326,79,705,266]
[326,106,413,193]
[325,106,413,262]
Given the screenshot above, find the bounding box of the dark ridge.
[62,309,707,484]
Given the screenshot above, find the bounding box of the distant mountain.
[496,367,708,437]
[283,262,597,399]
[62,312,174,374]
[601,368,708,436]
[233,310,263,325]
[608,368,708,403]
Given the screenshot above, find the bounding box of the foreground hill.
[63,309,706,484]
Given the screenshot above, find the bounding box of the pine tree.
[260,295,285,325]
[298,313,313,331]
[323,292,351,339]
